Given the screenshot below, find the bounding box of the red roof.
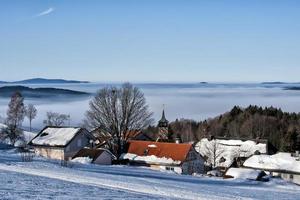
[126,140,193,162]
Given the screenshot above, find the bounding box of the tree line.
[144,105,300,152]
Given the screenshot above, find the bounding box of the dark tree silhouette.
[85,83,154,157]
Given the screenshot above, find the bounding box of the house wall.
[158,165,182,174]
[34,147,65,160]
[94,151,112,165]
[182,149,205,175]
[280,173,300,185]
[64,130,90,160]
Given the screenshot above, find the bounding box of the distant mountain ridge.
[0,78,89,84]
[0,86,90,98]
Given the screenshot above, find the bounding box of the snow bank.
[71,157,93,164]
[226,168,261,180]
[31,127,80,146]
[244,152,300,173]
[195,138,267,168]
[121,153,181,165]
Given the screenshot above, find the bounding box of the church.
[121,110,205,175]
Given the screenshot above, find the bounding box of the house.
[28,126,93,160]
[195,137,275,172]
[72,147,116,165]
[243,152,300,185]
[121,140,205,175]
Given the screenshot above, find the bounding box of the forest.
[145,105,300,152]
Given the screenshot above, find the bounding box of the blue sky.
[0,0,299,82]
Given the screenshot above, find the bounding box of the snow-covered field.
[0,149,299,200]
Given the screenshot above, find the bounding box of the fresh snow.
[71,157,93,164]
[30,127,80,146]
[1,149,300,200]
[226,168,262,180]
[121,153,181,165]
[244,152,300,173]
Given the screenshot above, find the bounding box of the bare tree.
[43,112,70,126]
[3,91,25,145]
[84,82,154,157]
[203,139,225,169]
[25,104,37,131]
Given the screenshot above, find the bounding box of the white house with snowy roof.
[28,126,93,160]
[195,138,273,172]
[243,152,300,185]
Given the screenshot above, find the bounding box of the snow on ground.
[0,150,300,200]
[71,157,93,164]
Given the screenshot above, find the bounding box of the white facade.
[280,173,300,185]
[30,127,91,161]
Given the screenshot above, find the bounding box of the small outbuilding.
[28,126,93,160]
[72,147,116,165]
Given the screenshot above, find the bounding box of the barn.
[72,147,116,165]
[28,126,93,160]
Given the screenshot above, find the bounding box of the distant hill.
[0,86,90,98]
[261,82,287,84]
[284,87,300,91]
[0,78,89,84]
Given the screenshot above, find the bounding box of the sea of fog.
[1,82,300,130]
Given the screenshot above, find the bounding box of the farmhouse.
[72,147,116,165]
[121,140,205,175]
[28,126,93,160]
[243,152,300,185]
[195,137,275,172]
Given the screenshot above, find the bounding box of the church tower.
[157,109,169,141]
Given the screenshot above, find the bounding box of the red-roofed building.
[121,140,205,174]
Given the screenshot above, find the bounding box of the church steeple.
[157,109,169,141]
[158,109,169,127]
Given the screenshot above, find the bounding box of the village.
[1,1,300,198]
[1,108,297,186]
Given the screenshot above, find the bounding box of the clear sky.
[0,0,299,82]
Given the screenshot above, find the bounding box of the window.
[166,166,174,171]
[40,132,49,137]
[144,149,149,156]
[77,139,82,147]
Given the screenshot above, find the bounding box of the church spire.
[158,109,168,127]
[157,107,169,141]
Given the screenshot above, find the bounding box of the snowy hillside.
[0,150,300,200]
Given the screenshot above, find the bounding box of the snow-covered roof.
[195,138,267,168]
[243,152,300,174]
[225,168,262,180]
[121,140,193,165]
[121,153,181,165]
[30,127,81,147]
